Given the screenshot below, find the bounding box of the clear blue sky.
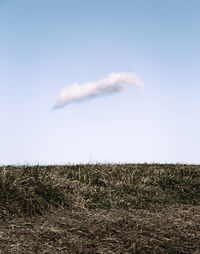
[1,0,200,165]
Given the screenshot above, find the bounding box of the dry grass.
[0,163,200,253]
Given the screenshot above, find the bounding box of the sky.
[1,0,200,165]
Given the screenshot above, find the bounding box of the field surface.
[0,164,200,253]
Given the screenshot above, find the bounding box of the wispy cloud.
[54,72,144,109]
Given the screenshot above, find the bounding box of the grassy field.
[0,163,200,253]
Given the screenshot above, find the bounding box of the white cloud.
[54,72,144,109]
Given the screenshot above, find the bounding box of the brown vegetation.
[0,164,200,253]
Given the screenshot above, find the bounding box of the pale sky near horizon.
[1,0,200,165]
